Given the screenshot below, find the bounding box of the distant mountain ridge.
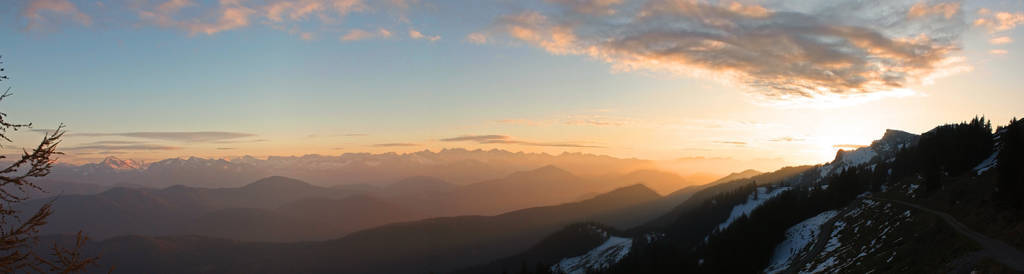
[30,165,696,242]
[48,149,657,188]
[55,184,669,274]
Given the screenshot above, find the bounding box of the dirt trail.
[870,197,1024,271]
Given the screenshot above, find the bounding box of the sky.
[1,0,1023,168]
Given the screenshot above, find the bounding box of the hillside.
[493,117,1024,274]
[58,184,666,273]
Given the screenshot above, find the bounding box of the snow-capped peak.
[819,129,919,178]
[99,156,143,170]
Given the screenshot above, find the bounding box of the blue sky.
[2,0,1023,168]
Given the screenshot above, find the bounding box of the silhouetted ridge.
[591,184,660,202]
[387,176,454,190]
[509,165,576,180]
[241,176,312,190]
[709,169,763,185]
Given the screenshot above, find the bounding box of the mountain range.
[28,117,1024,274]
[26,165,700,242]
[44,149,663,188]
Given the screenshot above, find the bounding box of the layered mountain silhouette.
[28,165,702,242]
[46,149,658,188]
[50,183,673,273]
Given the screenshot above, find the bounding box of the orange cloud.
[466,32,489,44]
[483,0,969,103]
[138,0,254,35]
[833,144,868,149]
[371,143,419,147]
[974,8,1024,32]
[134,0,388,37]
[907,2,959,19]
[546,0,623,15]
[22,0,92,30]
[441,134,604,148]
[409,29,441,41]
[341,28,393,41]
[498,12,578,55]
[989,36,1013,45]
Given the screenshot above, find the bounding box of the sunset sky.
[2,0,1023,167]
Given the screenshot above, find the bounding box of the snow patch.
[907,184,919,194]
[820,147,877,177]
[716,186,792,232]
[551,236,632,274]
[974,149,999,175]
[764,210,839,274]
[803,257,838,274]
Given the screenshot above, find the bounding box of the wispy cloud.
[78,140,145,145]
[990,49,1009,55]
[497,114,634,127]
[21,0,92,30]
[74,131,255,143]
[714,141,747,145]
[833,144,868,149]
[371,143,419,147]
[769,136,806,142]
[341,28,393,41]
[441,135,508,142]
[479,0,970,103]
[409,28,440,41]
[974,8,1024,32]
[907,2,960,19]
[126,0,411,38]
[441,134,603,148]
[682,119,782,131]
[64,144,182,151]
[307,133,368,138]
[138,0,254,35]
[466,32,488,44]
[989,36,1013,45]
[495,119,549,126]
[562,115,632,127]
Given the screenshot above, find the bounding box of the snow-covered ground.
[974,131,1004,175]
[974,149,999,175]
[551,236,633,274]
[799,199,910,273]
[820,147,877,177]
[716,186,792,232]
[764,210,839,274]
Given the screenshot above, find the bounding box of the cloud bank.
[75,131,255,143]
[21,0,92,30]
[479,0,971,102]
[65,144,182,151]
[441,134,603,148]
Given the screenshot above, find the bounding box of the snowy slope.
[551,236,633,274]
[974,129,1004,175]
[716,186,792,232]
[819,147,877,178]
[797,199,912,273]
[817,129,918,179]
[764,210,839,274]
